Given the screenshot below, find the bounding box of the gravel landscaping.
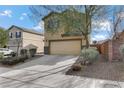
[66,56,124,82]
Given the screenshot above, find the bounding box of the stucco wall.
[43,11,90,46]
[100,41,109,60]
[7,27,23,52]
[45,31,86,46]
[22,31,44,53]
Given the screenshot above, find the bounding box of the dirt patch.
[66,57,124,82]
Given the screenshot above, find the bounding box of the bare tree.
[100,6,124,39]
[29,5,105,48]
[111,6,124,39]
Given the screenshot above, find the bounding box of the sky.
[0,5,117,42]
[0,5,43,32]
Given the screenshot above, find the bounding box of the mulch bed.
[66,56,124,82]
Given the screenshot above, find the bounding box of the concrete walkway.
[0,55,124,88]
[0,67,12,74]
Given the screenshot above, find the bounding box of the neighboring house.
[98,30,124,62]
[7,25,44,53]
[43,10,90,55]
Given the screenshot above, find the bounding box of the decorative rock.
[85,61,92,66]
[71,63,82,71]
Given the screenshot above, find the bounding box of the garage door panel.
[50,40,81,55]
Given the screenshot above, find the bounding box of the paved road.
[0,55,124,88]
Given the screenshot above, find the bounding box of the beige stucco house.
[7,25,44,53]
[43,10,90,55]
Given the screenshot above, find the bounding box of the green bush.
[0,52,4,60]
[1,56,27,65]
[29,48,37,57]
[119,44,124,56]
[80,48,99,62]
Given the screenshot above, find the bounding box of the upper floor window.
[9,32,13,38]
[16,32,21,38]
[47,18,59,29]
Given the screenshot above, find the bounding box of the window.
[16,32,21,38]
[47,18,59,29]
[9,32,13,38]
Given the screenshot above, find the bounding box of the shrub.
[0,52,4,60]
[80,48,99,64]
[1,56,27,65]
[20,49,28,56]
[29,48,37,57]
[11,52,16,57]
[71,63,82,71]
[1,57,13,65]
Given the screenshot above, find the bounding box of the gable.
[8,25,43,36]
[8,26,23,33]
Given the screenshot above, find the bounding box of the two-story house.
[7,25,44,53]
[43,9,90,55]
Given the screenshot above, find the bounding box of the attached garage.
[50,39,81,55]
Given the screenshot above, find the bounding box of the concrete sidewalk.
[0,67,12,74]
[0,56,124,88]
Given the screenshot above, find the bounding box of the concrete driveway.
[0,55,124,88]
[12,55,77,69]
[0,55,78,88]
[0,55,76,74]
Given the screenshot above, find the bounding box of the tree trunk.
[16,45,19,57]
[85,35,89,48]
[16,42,20,57]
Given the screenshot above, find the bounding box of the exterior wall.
[99,41,109,60]
[101,41,109,59]
[90,32,124,62]
[100,39,124,62]
[45,31,86,46]
[100,32,124,62]
[7,27,23,52]
[22,31,44,53]
[44,30,86,54]
[109,32,124,61]
[108,40,113,62]
[111,39,123,61]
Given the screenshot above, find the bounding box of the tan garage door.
[50,40,81,55]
